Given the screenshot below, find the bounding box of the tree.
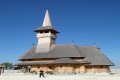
[2,62,13,70]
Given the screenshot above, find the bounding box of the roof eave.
[34,29,59,33]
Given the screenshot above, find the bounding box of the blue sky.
[0,0,120,68]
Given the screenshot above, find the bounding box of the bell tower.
[34,10,59,53]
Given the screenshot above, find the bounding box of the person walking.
[39,70,45,78]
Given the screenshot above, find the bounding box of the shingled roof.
[19,44,114,66]
[17,58,89,66]
[52,58,89,64]
[78,46,114,66]
[34,26,59,33]
[52,58,80,64]
[19,44,84,59]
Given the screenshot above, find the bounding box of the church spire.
[42,10,52,27]
[34,9,59,33]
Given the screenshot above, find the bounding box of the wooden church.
[17,10,114,73]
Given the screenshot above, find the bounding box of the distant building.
[17,10,114,73]
[0,64,4,73]
[0,64,4,68]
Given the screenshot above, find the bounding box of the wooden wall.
[22,64,110,73]
[85,65,110,72]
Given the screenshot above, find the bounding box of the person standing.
[28,68,31,73]
[2,67,4,73]
[0,68,1,75]
[39,70,45,78]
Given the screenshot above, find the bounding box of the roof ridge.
[72,44,85,58]
[78,45,95,47]
[55,43,74,45]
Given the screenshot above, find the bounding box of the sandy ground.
[0,74,120,80]
[0,69,120,80]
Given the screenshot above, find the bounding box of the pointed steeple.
[42,10,52,27]
[34,10,59,33]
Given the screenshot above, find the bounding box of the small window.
[38,66,40,69]
[51,30,53,33]
[45,30,49,33]
[49,66,52,69]
[40,31,43,33]
[60,66,62,68]
[100,66,103,68]
[51,38,55,41]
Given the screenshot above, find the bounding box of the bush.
[30,71,37,74]
[46,71,54,75]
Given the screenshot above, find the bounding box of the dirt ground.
[0,69,120,80]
